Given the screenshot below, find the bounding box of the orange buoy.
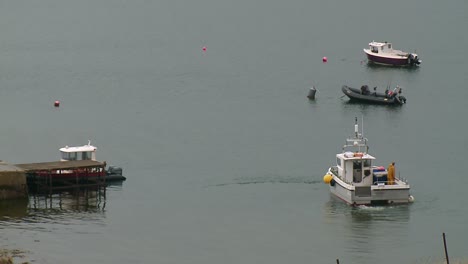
[54,100,60,107]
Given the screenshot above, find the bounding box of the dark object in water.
[341,85,406,105]
[107,166,126,181]
[307,87,317,100]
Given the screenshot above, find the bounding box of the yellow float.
[323,174,333,184]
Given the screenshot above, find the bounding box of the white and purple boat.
[363,41,421,67]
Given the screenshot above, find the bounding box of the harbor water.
[1,0,467,263]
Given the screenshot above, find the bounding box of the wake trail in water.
[207,175,323,187]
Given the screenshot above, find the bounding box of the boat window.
[353,161,361,169]
[61,152,69,160]
[353,161,362,183]
[81,151,92,160]
[363,159,371,167]
[68,152,77,161]
[336,158,341,167]
[381,46,384,51]
[388,44,391,49]
[371,46,378,53]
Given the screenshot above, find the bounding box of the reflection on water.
[323,197,411,263]
[323,196,411,228]
[0,198,29,220]
[365,62,422,73]
[0,187,107,227]
[29,188,107,214]
[340,99,405,114]
[350,204,410,223]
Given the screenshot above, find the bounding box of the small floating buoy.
[408,195,415,203]
[307,86,317,100]
[322,56,328,63]
[323,174,333,184]
[54,100,60,107]
[202,46,207,52]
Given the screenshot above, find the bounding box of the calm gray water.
[1,0,467,263]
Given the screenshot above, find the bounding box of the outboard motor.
[395,87,406,104]
[107,166,123,176]
[399,95,407,103]
[414,55,421,65]
[407,53,421,66]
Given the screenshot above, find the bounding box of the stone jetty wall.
[0,162,28,200]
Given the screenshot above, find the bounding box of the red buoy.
[322,56,328,63]
[54,100,60,107]
[202,46,207,52]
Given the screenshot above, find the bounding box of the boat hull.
[364,49,420,67]
[365,53,409,66]
[329,176,411,205]
[342,85,405,105]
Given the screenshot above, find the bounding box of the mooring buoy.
[307,87,317,100]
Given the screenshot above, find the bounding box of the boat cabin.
[336,151,375,186]
[334,120,377,186]
[369,41,392,54]
[324,117,413,205]
[60,141,97,161]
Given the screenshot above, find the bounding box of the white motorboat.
[36,141,124,181]
[323,118,414,205]
[363,41,421,66]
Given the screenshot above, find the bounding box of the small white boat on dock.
[16,141,125,187]
[323,118,413,206]
[58,141,125,181]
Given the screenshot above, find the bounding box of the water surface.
[1,0,467,263]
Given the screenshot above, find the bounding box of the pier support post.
[443,232,450,264]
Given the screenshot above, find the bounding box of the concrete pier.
[0,162,28,200]
[15,160,107,193]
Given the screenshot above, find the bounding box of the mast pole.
[354,117,358,138]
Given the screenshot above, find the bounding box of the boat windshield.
[61,152,76,161]
[61,151,93,161]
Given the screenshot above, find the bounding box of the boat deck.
[15,160,106,172]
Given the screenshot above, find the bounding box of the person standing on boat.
[387,162,395,185]
[361,85,370,95]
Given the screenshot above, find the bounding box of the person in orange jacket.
[387,162,395,185]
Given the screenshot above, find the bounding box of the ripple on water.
[1,190,107,231]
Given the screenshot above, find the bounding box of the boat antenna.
[354,117,359,138]
[361,116,364,138]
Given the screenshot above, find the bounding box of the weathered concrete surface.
[0,162,28,200]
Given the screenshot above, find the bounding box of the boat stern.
[408,53,421,66]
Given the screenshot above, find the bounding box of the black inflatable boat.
[342,85,406,105]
